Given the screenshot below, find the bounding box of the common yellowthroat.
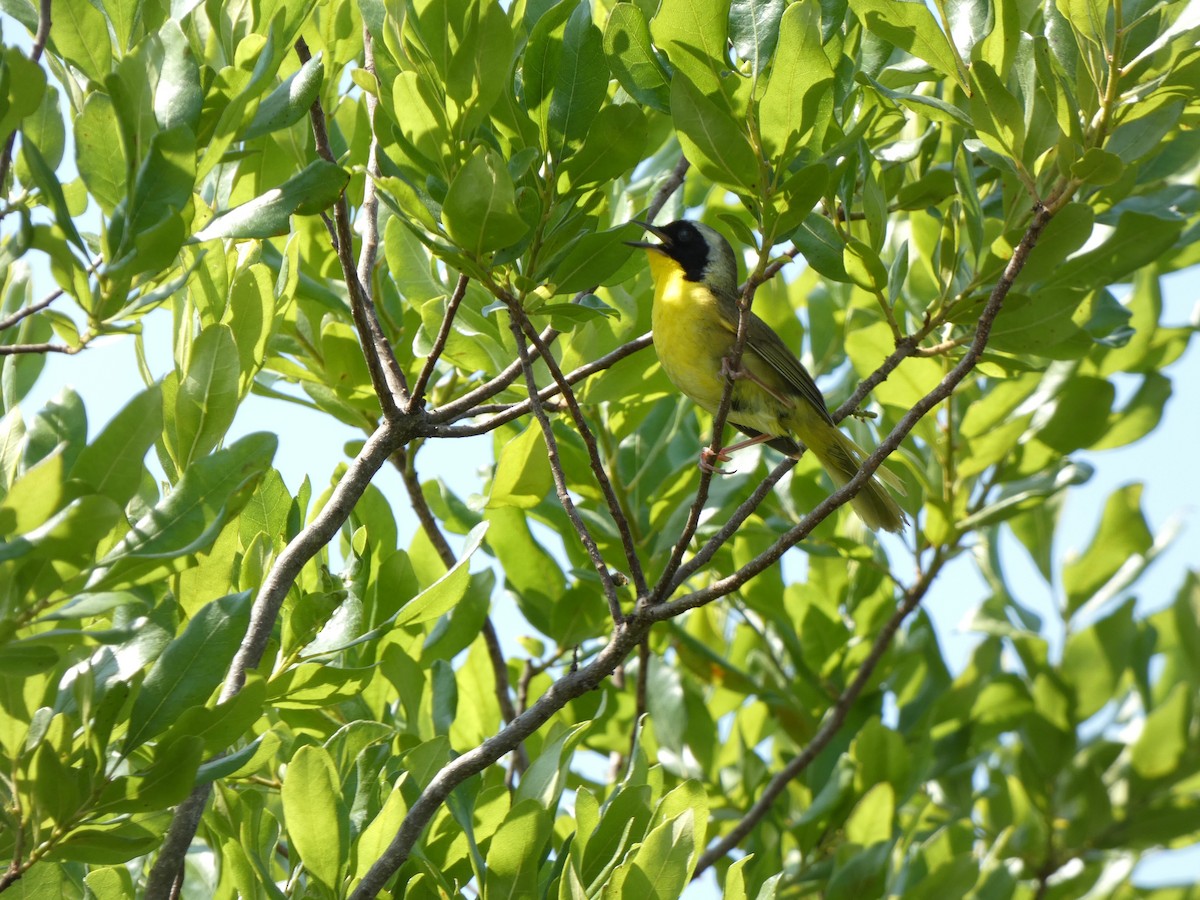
[628,219,906,533]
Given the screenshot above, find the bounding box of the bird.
[627,218,906,533]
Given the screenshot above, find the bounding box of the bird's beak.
[625,220,671,251]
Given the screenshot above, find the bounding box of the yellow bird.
[628,219,906,533]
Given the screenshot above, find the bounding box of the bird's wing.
[712,287,835,425]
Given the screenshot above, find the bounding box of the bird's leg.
[699,432,775,474]
[720,356,794,407]
[699,446,734,475]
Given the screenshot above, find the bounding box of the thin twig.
[505,307,623,621]
[296,39,407,415]
[429,325,561,423]
[431,333,653,435]
[0,287,63,332]
[673,457,797,586]
[691,550,950,875]
[409,274,468,412]
[0,343,77,356]
[0,0,51,193]
[356,27,384,298]
[513,311,648,599]
[631,638,650,760]
[646,156,690,222]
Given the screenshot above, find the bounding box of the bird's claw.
[699,447,735,475]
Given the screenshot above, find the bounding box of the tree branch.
[349,615,652,898]
[504,307,623,620]
[0,287,62,333]
[145,420,411,898]
[646,156,690,222]
[356,27,384,297]
[428,324,560,423]
[691,550,950,875]
[512,311,648,598]
[431,333,653,435]
[296,38,407,416]
[409,274,468,412]
[0,342,78,356]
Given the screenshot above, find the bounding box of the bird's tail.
[809,430,907,533]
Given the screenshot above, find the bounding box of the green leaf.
[193,160,349,241]
[1014,202,1094,287]
[16,83,65,176]
[282,744,347,891]
[650,0,730,93]
[790,213,849,282]
[1062,599,1134,720]
[0,494,121,565]
[1062,484,1153,617]
[172,325,241,470]
[484,798,553,899]
[558,103,648,192]
[96,735,204,813]
[21,140,87,253]
[1070,147,1123,185]
[442,147,530,256]
[622,809,695,899]
[393,522,488,627]
[88,433,277,590]
[827,841,890,900]
[548,223,642,293]
[48,0,113,82]
[489,423,553,509]
[70,385,163,506]
[581,784,653,885]
[155,20,203,132]
[1091,372,1172,450]
[124,591,252,751]
[1032,375,1115,453]
[0,451,66,536]
[1054,0,1109,47]
[848,0,965,87]
[0,48,46,142]
[244,52,325,141]
[671,75,760,194]
[549,0,609,160]
[603,4,671,112]
[730,0,786,77]
[844,782,894,845]
[516,720,593,809]
[1041,211,1183,293]
[843,238,888,292]
[858,72,972,127]
[759,1,835,158]
[74,92,126,217]
[391,71,451,173]
[266,663,375,708]
[46,822,163,865]
[1131,683,1190,779]
[969,61,1025,160]
[986,290,1087,355]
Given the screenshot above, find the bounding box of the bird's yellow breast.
[647,253,733,415]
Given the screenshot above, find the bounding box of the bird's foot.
[699,447,735,475]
